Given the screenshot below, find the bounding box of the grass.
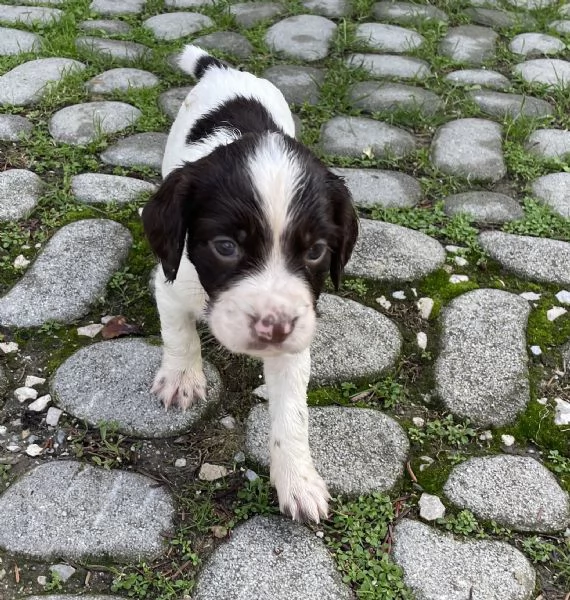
[1,0,570,598]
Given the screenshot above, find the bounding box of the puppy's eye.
[210,237,240,261]
[305,241,328,264]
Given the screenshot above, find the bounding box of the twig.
[14,564,20,584]
[406,461,417,483]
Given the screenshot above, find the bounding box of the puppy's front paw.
[151,366,206,411]
[272,464,330,523]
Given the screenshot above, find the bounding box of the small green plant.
[437,510,485,538]
[0,464,12,487]
[521,536,557,563]
[546,450,570,475]
[343,278,369,296]
[233,476,279,522]
[112,562,194,599]
[44,571,63,592]
[408,415,477,447]
[324,493,413,599]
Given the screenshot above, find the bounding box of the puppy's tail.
[177,45,228,80]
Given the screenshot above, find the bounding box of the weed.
[408,414,478,447]
[343,277,369,296]
[324,493,413,599]
[232,475,279,523]
[44,571,63,592]
[546,450,570,476]
[437,510,486,538]
[521,536,557,563]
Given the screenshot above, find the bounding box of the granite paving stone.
[79,19,133,34]
[468,89,554,118]
[443,191,523,223]
[431,118,506,182]
[246,405,409,494]
[439,25,498,66]
[507,0,556,7]
[229,2,283,28]
[465,7,534,29]
[527,129,570,159]
[514,58,570,89]
[480,230,570,284]
[158,86,193,120]
[191,32,254,59]
[0,26,42,56]
[0,4,62,25]
[76,36,151,62]
[346,219,445,281]
[310,294,402,384]
[265,15,337,61]
[551,19,570,34]
[346,53,431,80]
[100,132,168,170]
[531,172,570,217]
[52,339,222,437]
[0,169,45,222]
[143,12,213,41]
[49,101,141,146]
[263,65,324,105]
[302,0,348,17]
[445,68,510,90]
[193,517,352,600]
[435,289,530,426]
[321,116,416,159]
[0,115,33,141]
[349,81,442,116]
[331,167,422,208]
[373,1,448,24]
[355,23,425,53]
[0,58,85,106]
[0,461,174,560]
[26,596,126,600]
[165,0,214,6]
[393,520,536,600]
[71,173,157,204]
[510,32,565,57]
[0,219,132,327]
[445,456,570,532]
[86,68,159,93]
[89,0,145,15]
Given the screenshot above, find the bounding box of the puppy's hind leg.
[151,261,207,411]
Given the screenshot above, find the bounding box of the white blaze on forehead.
[248,132,303,251]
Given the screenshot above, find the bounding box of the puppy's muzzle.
[251,314,298,344]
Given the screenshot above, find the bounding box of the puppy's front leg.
[151,264,207,410]
[264,349,330,522]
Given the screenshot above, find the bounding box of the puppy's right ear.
[142,166,192,282]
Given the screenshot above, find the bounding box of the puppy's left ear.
[327,172,359,290]
[142,165,193,282]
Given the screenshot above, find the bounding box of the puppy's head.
[143,132,358,358]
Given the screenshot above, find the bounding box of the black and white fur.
[142,45,358,522]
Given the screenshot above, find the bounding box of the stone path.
[1,0,570,598]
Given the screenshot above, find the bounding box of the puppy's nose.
[253,314,295,343]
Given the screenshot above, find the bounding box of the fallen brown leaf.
[101,315,142,339]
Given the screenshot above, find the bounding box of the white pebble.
[454,256,468,267]
[419,493,446,521]
[392,290,406,300]
[479,430,493,441]
[501,434,515,446]
[375,295,392,309]
[252,384,269,401]
[245,469,258,481]
[13,254,30,269]
[25,444,43,457]
[174,458,187,468]
[46,407,63,427]
[315,531,324,538]
[520,292,541,301]
[219,415,236,430]
[417,331,427,350]
[530,345,542,356]
[25,375,46,388]
[547,306,567,321]
[28,394,51,412]
[37,576,47,586]
[554,398,570,425]
[0,426,7,436]
[536,397,548,405]
[416,297,434,319]
[6,443,21,453]
[100,315,115,324]
[445,245,461,253]
[556,290,570,304]
[49,564,76,582]
[198,463,228,481]
[14,387,38,402]
[77,323,104,338]
[0,342,19,354]
[412,417,425,427]
[449,274,469,284]
[138,206,144,216]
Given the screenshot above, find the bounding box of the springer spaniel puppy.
[142,45,358,522]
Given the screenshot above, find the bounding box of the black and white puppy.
[142,45,358,522]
